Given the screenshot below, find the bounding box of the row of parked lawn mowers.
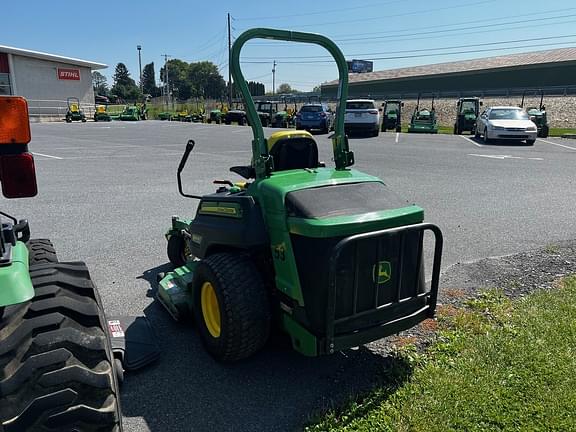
[379,91,550,138]
[65,97,148,122]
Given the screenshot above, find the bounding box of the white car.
[475,106,537,145]
[344,99,380,137]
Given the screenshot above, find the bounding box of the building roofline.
[0,45,107,70]
[322,47,576,88]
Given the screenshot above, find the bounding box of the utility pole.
[227,13,232,106]
[272,60,277,96]
[137,45,142,92]
[162,54,171,107]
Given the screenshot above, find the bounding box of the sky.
[3,0,576,92]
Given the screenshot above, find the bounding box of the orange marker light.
[0,96,31,145]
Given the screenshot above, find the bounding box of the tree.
[160,59,191,100]
[188,61,226,99]
[277,83,293,94]
[141,62,160,97]
[247,81,265,96]
[111,63,141,101]
[92,71,108,95]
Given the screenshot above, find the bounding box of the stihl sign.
[57,68,80,80]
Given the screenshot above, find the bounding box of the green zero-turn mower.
[381,100,403,132]
[453,97,482,135]
[119,104,142,121]
[0,96,159,430]
[522,90,549,138]
[94,104,112,122]
[157,28,443,363]
[65,96,86,123]
[408,94,438,134]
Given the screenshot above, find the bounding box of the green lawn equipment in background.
[256,100,279,127]
[94,104,112,122]
[207,103,227,124]
[224,100,248,125]
[408,94,438,134]
[119,105,143,121]
[158,111,174,120]
[381,100,403,132]
[156,28,443,363]
[65,97,86,123]
[522,90,549,138]
[272,97,296,128]
[453,97,482,135]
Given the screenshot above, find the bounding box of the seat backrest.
[269,136,319,171]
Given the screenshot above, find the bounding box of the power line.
[243,11,576,48]
[240,34,576,60]
[233,0,403,21]
[240,40,576,64]
[235,0,496,30]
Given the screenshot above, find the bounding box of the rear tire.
[27,238,58,265]
[0,262,122,432]
[193,253,271,362]
[396,125,401,133]
[167,234,192,267]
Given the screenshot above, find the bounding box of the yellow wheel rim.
[201,282,221,338]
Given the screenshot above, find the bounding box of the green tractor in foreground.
[522,90,549,138]
[408,94,438,134]
[453,97,482,135]
[156,28,443,363]
[64,97,86,123]
[381,100,403,132]
[0,96,122,430]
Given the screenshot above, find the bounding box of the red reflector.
[0,152,38,198]
[0,96,31,144]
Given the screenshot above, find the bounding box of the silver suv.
[344,99,380,137]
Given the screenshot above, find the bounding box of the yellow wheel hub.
[201,282,221,338]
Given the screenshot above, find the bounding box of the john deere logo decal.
[373,261,391,284]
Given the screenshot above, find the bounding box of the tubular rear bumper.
[322,223,443,354]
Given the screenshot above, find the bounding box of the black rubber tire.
[540,126,549,138]
[526,139,536,145]
[453,124,458,135]
[167,234,191,267]
[27,238,58,265]
[193,253,271,363]
[396,125,402,133]
[0,262,122,432]
[483,128,491,143]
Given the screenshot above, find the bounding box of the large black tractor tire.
[395,125,402,133]
[0,262,122,432]
[167,234,193,267]
[193,253,271,363]
[540,125,549,138]
[27,238,58,265]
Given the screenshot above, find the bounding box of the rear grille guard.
[325,223,443,353]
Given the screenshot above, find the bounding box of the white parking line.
[395,132,399,143]
[459,135,483,147]
[537,138,576,151]
[32,152,62,160]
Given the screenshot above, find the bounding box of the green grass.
[549,128,576,137]
[307,277,576,431]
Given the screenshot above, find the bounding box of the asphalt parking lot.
[10,121,576,431]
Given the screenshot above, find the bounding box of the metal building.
[0,45,107,121]
[321,47,576,99]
